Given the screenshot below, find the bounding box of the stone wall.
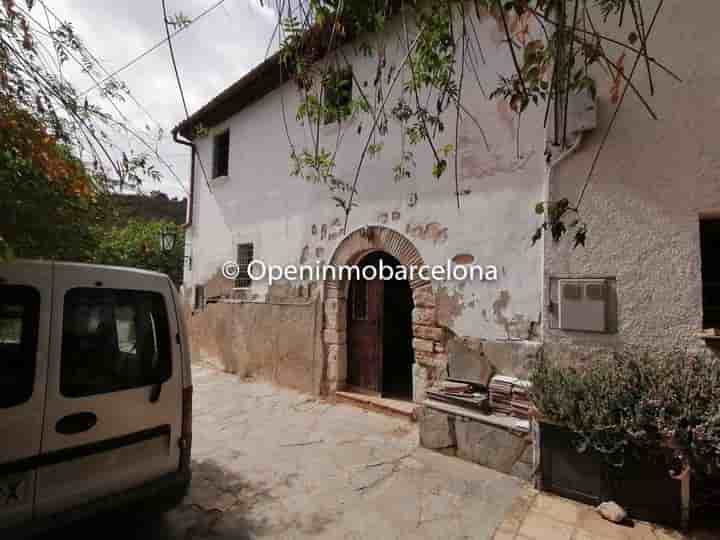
[418,403,534,482]
[189,296,323,395]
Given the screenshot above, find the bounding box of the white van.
[0,260,192,537]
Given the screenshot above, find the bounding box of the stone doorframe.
[322,225,448,402]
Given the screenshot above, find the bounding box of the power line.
[38,0,163,131]
[161,0,212,191]
[162,0,190,118]
[18,5,189,195]
[80,0,228,97]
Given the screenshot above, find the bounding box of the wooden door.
[347,276,383,392]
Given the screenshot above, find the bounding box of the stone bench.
[418,399,534,481]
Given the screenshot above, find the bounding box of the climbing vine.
[273,0,678,246]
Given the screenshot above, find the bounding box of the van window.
[61,288,171,398]
[0,286,40,408]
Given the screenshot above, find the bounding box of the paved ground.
[44,364,716,540]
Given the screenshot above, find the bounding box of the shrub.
[531,350,720,474]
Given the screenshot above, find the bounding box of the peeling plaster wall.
[183,10,548,389]
[544,0,720,360]
[190,296,323,395]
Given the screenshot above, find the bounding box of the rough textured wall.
[544,0,720,359]
[183,10,548,344]
[189,293,323,395]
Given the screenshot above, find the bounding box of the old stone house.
[173,1,720,423]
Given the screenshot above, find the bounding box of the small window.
[235,243,254,289]
[701,220,720,329]
[212,130,230,178]
[323,67,353,124]
[61,288,172,398]
[194,285,205,311]
[0,286,40,408]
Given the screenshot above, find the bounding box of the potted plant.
[530,350,720,528]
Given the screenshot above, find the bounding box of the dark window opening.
[0,285,40,408]
[701,219,720,329]
[323,67,353,124]
[61,288,172,398]
[212,130,230,178]
[236,243,254,289]
[194,285,206,311]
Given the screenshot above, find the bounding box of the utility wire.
[39,0,163,131]
[162,0,190,118]
[161,0,212,190]
[18,5,189,194]
[80,0,228,97]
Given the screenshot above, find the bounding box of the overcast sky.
[49,0,279,199]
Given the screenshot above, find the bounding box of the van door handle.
[56,412,98,435]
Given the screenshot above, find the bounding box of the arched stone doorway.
[346,251,414,398]
[322,226,448,402]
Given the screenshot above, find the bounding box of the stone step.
[334,390,417,421]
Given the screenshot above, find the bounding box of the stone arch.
[322,225,447,401]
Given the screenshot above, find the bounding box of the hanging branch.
[454,1,468,209]
[343,24,427,232]
[497,0,528,98]
[561,0,580,147]
[401,1,443,174]
[574,0,665,212]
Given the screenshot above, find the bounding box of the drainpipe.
[172,128,195,229]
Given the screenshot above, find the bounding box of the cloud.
[43,0,278,198]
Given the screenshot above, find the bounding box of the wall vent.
[558,279,608,332]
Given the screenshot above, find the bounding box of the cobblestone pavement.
[491,490,717,540]
[42,364,716,540]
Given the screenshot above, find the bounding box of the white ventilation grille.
[558,279,608,332]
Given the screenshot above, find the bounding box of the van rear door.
[35,264,183,516]
[0,261,51,529]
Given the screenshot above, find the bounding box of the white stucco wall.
[184,10,548,342]
[544,0,720,356]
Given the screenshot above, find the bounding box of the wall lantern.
[159,226,177,253]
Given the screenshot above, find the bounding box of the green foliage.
[90,220,185,285]
[532,351,720,474]
[0,147,101,262]
[277,0,671,240]
[1,1,164,187]
[531,198,587,248]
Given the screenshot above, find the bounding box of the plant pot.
[539,422,683,528]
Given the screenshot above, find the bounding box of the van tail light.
[180,385,193,472]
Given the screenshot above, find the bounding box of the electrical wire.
[79,0,228,97]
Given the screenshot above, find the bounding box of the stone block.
[326,344,347,382]
[483,340,541,379]
[413,363,428,402]
[432,352,448,366]
[413,288,436,308]
[418,407,455,450]
[325,287,343,299]
[412,338,435,352]
[454,419,529,474]
[510,459,534,482]
[412,307,436,326]
[324,298,341,315]
[325,313,346,331]
[323,329,346,345]
[415,351,447,370]
[447,337,492,385]
[413,325,444,341]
